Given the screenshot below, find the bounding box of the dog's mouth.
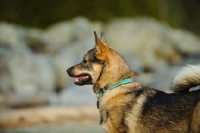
[74,74,92,85]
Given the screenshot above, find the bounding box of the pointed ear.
[94,31,108,60]
[100,32,109,46]
[94,31,106,52]
[94,31,102,46]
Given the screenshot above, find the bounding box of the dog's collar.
[97,78,132,97]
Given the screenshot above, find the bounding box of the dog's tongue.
[74,75,86,83]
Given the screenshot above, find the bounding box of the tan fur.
[127,94,147,133]
[191,102,200,132]
[99,83,142,107]
[99,83,147,133]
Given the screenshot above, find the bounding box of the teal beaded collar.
[98,78,132,96]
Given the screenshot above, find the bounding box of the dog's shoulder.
[99,83,161,133]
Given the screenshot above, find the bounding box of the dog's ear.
[94,31,108,60]
[100,32,109,46]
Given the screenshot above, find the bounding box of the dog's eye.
[82,59,87,64]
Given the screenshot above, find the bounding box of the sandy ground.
[0,121,104,133]
[0,106,104,133]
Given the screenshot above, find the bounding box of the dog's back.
[168,64,200,133]
[135,65,200,133]
[98,65,200,133]
[138,89,200,133]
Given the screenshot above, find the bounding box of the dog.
[67,31,200,133]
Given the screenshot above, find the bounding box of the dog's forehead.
[84,48,95,57]
[83,48,97,60]
[88,48,97,54]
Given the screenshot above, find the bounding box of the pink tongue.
[74,76,85,82]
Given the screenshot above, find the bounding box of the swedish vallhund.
[67,31,200,133]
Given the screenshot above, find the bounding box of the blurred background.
[0,0,200,133]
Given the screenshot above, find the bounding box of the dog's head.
[67,31,109,86]
[67,31,137,92]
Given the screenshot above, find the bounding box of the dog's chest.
[97,90,147,133]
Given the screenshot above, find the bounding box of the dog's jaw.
[74,74,92,85]
[67,66,93,85]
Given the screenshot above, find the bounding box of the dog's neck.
[93,69,137,95]
[93,69,136,94]
[93,51,138,94]
[91,33,138,95]
[96,77,133,97]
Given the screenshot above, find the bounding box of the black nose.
[66,68,71,74]
[67,67,73,75]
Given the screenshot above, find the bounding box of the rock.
[0,49,56,97]
[0,22,30,51]
[27,17,103,54]
[136,65,187,92]
[170,29,200,55]
[106,18,182,71]
[150,66,181,91]
[0,23,20,48]
[120,52,143,72]
[50,85,96,107]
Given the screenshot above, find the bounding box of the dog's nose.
[66,67,72,75]
[66,68,70,73]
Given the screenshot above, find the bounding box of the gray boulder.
[105,18,200,71]
[0,49,56,97]
[27,17,103,54]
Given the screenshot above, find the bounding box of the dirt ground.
[0,106,104,133]
[0,121,104,133]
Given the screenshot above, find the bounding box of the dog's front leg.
[101,119,123,133]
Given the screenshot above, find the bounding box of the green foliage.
[0,0,200,34]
